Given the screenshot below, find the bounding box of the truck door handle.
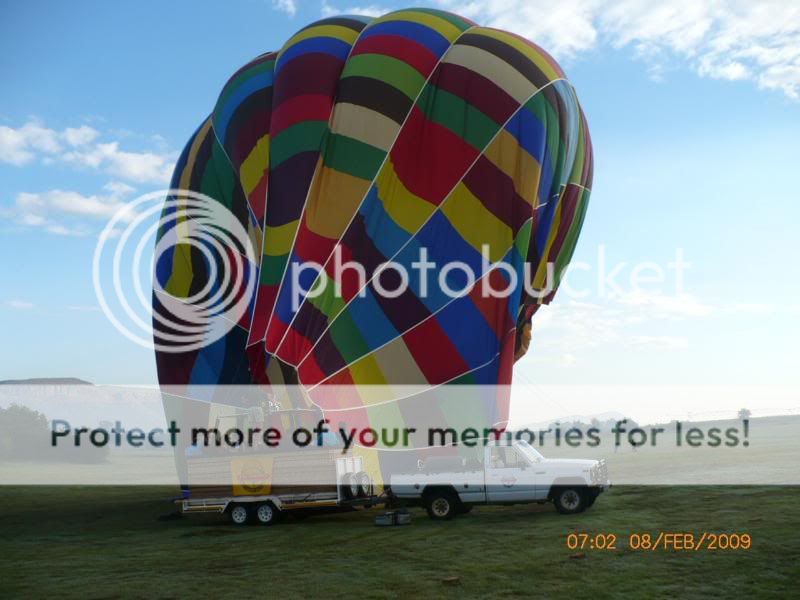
[535,471,546,474]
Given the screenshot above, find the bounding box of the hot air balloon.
[154,7,593,489]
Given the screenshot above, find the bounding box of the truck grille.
[596,460,608,484]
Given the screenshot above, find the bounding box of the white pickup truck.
[389,440,609,520]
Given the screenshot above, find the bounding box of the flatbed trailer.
[179,492,382,524]
[177,453,384,525]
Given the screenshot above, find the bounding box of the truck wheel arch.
[422,485,460,501]
[547,478,589,500]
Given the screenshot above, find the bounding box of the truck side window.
[491,447,525,468]
[509,450,526,468]
[490,447,506,468]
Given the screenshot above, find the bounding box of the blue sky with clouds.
[1,1,798,397]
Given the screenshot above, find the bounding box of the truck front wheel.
[424,490,459,520]
[553,487,587,515]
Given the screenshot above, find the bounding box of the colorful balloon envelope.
[154,8,593,441]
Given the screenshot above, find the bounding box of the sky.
[1,1,798,421]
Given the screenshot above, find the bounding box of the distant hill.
[515,411,628,431]
[0,377,93,385]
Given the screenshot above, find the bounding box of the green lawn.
[2,486,797,597]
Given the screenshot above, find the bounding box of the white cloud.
[524,290,715,359]
[62,125,100,147]
[97,227,124,242]
[434,0,800,100]
[450,0,600,58]
[701,59,750,81]
[0,120,175,183]
[5,299,34,309]
[600,0,713,55]
[18,212,47,227]
[0,121,62,165]
[16,190,131,221]
[62,142,174,184]
[273,0,297,17]
[560,352,578,366]
[103,181,136,197]
[615,290,714,318]
[11,185,139,236]
[531,300,625,352]
[45,223,88,236]
[526,289,794,366]
[321,1,384,17]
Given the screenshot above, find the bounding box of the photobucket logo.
[93,190,257,353]
[289,246,558,312]
[288,245,691,311]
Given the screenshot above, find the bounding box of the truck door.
[485,446,537,502]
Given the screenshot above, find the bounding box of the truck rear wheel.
[229,504,250,525]
[255,502,277,525]
[553,487,587,515]
[424,490,459,520]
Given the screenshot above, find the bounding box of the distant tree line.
[0,404,109,463]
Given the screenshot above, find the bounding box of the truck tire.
[255,502,278,525]
[424,489,459,520]
[553,487,587,515]
[229,504,250,525]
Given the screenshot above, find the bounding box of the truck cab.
[389,440,609,519]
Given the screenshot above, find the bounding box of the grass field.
[2,486,798,597]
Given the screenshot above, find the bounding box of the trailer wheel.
[424,489,459,520]
[229,504,250,525]
[255,502,277,525]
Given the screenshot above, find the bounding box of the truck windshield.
[515,440,544,463]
